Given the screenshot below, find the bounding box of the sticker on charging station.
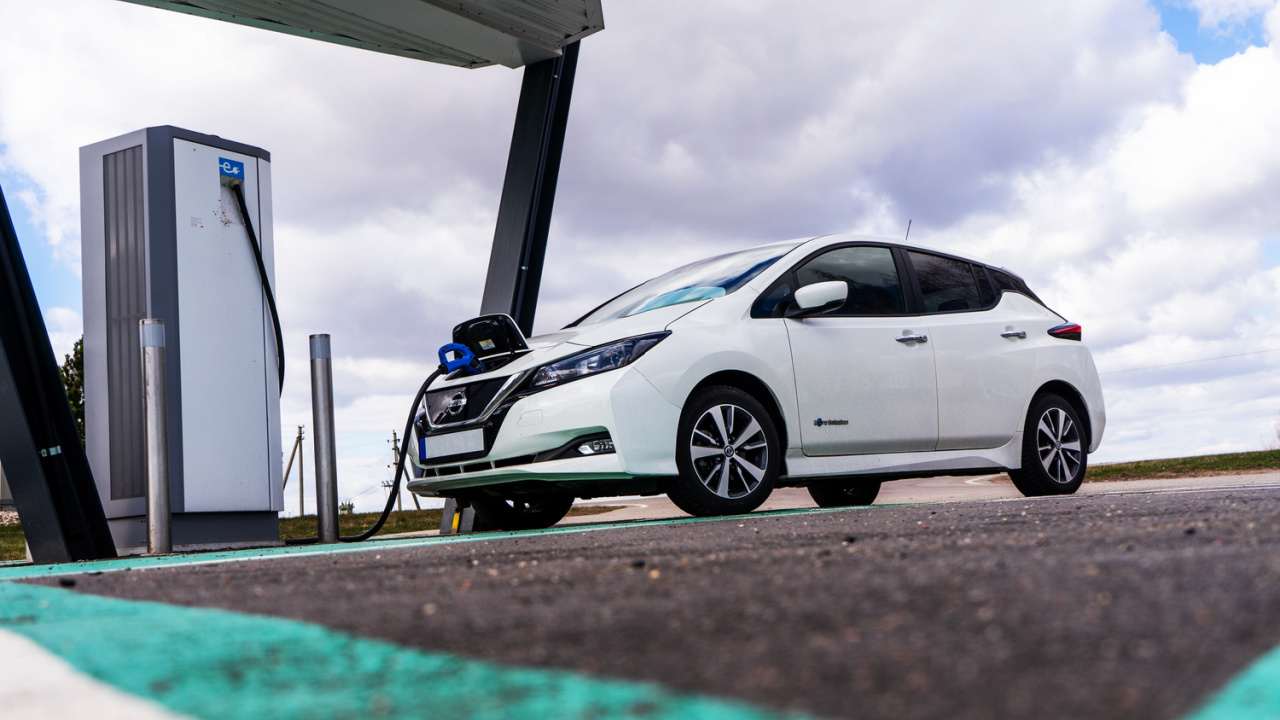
[218,157,244,179]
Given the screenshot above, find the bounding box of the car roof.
[790,233,1020,279]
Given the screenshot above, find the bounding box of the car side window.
[756,281,793,317]
[989,269,1017,294]
[989,268,1046,306]
[974,266,996,307]
[908,251,983,313]
[794,246,907,316]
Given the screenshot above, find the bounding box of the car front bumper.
[406,365,682,497]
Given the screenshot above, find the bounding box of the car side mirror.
[785,281,847,319]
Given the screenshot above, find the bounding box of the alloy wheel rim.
[689,404,769,498]
[1035,407,1082,484]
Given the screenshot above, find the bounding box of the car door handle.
[896,334,928,344]
[1000,331,1027,339]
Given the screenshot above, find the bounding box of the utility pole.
[282,425,306,516]
[295,426,306,516]
[388,430,418,510]
[282,424,304,490]
[400,443,420,510]
[391,430,402,512]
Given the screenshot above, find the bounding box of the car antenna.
[905,219,912,241]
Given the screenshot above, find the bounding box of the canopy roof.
[120,0,604,68]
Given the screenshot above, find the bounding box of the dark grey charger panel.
[102,146,147,501]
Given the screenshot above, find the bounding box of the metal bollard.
[310,334,339,543]
[140,319,171,555]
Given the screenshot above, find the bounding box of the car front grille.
[424,377,512,427]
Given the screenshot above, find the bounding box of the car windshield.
[571,243,801,327]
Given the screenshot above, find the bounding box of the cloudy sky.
[2,0,1278,513]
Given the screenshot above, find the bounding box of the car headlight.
[530,332,670,389]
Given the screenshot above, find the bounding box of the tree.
[60,335,84,442]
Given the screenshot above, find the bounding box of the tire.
[1008,393,1088,497]
[667,386,780,517]
[807,479,882,507]
[471,495,574,531]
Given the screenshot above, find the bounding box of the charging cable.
[229,183,285,394]
[340,365,440,542]
[285,364,442,544]
[228,181,444,543]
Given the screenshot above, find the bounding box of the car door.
[905,251,1039,451]
[775,245,939,456]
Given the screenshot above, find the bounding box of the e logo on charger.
[219,158,244,179]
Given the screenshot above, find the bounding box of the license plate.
[419,428,485,461]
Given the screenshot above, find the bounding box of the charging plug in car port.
[534,433,615,462]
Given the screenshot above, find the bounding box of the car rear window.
[908,251,983,313]
[988,268,1045,306]
[974,267,996,307]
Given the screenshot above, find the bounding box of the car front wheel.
[667,386,780,517]
[471,495,574,531]
[1008,393,1087,497]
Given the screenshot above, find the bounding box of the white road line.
[0,630,192,720]
[1096,483,1280,496]
[924,482,1280,506]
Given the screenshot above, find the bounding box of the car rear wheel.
[667,386,780,517]
[1008,393,1087,497]
[807,479,882,507]
[471,495,574,531]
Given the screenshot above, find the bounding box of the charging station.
[80,126,284,552]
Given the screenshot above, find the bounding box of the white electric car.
[408,234,1105,530]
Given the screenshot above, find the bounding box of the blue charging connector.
[438,343,486,376]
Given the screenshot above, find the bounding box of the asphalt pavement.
[22,476,1280,720]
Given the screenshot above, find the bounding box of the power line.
[1100,346,1280,375]
[343,483,384,503]
[340,429,396,440]
[1098,331,1280,360]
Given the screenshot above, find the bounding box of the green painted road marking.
[12,481,1251,582]
[1182,644,1280,720]
[0,504,883,582]
[0,581,814,720]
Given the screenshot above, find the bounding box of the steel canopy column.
[479,41,580,336]
[0,183,116,563]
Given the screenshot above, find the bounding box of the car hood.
[430,301,709,389]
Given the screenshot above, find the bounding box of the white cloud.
[42,306,82,361]
[1112,47,1280,228]
[556,0,1186,239]
[1186,0,1278,29]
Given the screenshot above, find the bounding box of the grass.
[0,504,625,562]
[1,523,26,563]
[278,508,447,541]
[277,504,620,541]
[1085,449,1280,482]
